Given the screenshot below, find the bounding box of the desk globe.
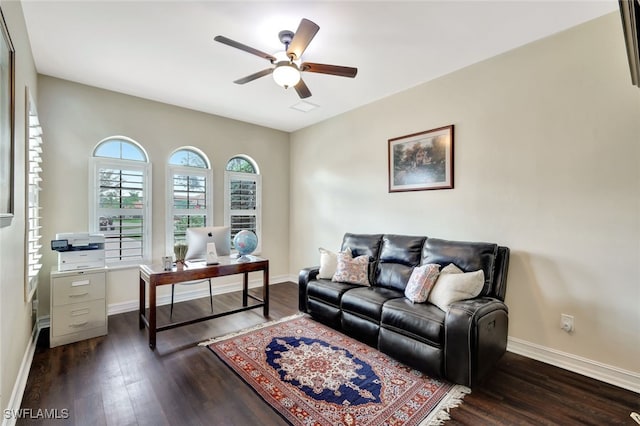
[234,230,258,261]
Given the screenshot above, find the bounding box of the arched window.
[224,155,262,253]
[89,136,151,266]
[94,139,146,161]
[226,156,256,174]
[166,147,213,250]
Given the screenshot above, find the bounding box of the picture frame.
[0,8,15,218]
[388,125,454,192]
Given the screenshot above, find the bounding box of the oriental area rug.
[200,314,470,425]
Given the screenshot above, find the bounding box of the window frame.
[224,156,262,255]
[89,138,152,268]
[165,148,213,255]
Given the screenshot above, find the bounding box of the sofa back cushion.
[374,234,426,291]
[421,238,498,297]
[341,233,383,258]
[341,233,384,285]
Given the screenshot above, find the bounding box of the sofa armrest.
[444,297,509,388]
[298,266,320,313]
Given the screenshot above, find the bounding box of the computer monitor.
[185,226,231,260]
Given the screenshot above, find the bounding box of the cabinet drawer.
[51,299,106,337]
[52,272,105,306]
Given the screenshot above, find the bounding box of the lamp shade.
[272,63,301,88]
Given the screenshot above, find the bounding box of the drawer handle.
[71,308,90,316]
[70,321,89,328]
[71,280,90,287]
[69,292,89,298]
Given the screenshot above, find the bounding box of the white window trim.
[165,163,214,256]
[224,170,262,255]
[89,157,152,267]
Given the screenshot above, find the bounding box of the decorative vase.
[173,243,188,266]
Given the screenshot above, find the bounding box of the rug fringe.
[197,312,305,346]
[419,384,471,425]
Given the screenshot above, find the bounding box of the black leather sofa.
[298,233,510,388]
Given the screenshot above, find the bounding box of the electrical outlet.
[561,314,574,333]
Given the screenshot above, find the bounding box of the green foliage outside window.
[226,157,256,173]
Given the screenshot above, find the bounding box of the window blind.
[97,167,145,263]
[26,108,43,301]
[226,174,261,251]
[171,172,209,244]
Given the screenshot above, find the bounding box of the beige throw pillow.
[428,263,484,311]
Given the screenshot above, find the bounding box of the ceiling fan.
[214,18,357,99]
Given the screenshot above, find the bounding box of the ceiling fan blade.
[301,62,358,78]
[214,35,276,62]
[294,79,312,99]
[234,68,273,85]
[287,18,320,60]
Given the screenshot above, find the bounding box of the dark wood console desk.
[139,255,269,349]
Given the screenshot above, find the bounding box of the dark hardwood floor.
[18,282,639,425]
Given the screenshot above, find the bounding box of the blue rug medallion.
[265,336,382,406]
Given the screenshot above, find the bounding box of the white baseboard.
[2,324,40,426]
[286,274,299,284]
[507,337,640,394]
[108,273,294,315]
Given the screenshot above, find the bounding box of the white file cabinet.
[50,267,107,347]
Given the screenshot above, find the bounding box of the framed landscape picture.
[0,9,14,218]
[388,125,454,192]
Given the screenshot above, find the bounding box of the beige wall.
[290,13,640,374]
[0,0,39,414]
[2,6,638,411]
[36,76,290,315]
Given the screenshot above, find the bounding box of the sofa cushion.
[307,279,361,307]
[318,247,352,279]
[374,234,426,291]
[340,233,383,259]
[421,238,498,296]
[428,264,484,311]
[381,298,446,347]
[341,233,384,286]
[404,263,441,303]
[341,287,404,322]
[332,253,370,286]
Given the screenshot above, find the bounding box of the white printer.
[52,232,106,271]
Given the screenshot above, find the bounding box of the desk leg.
[139,274,145,329]
[149,281,157,349]
[263,264,269,316]
[242,272,248,307]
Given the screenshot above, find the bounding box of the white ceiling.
[21,1,618,132]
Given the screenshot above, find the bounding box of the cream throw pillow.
[318,247,352,279]
[428,263,484,311]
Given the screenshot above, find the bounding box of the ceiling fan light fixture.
[215,18,356,99]
[272,62,300,88]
